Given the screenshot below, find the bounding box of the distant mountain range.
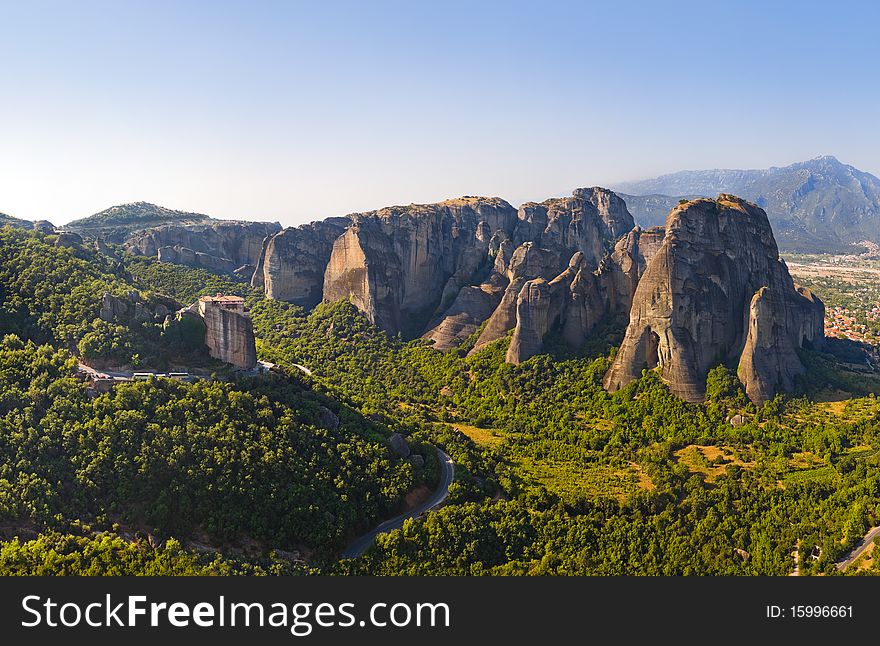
[615,156,880,253]
[4,156,879,254]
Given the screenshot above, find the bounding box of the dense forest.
[1,224,879,575]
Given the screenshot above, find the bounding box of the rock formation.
[503,228,662,364]
[513,188,635,266]
[506,252,583,363]
[124,220,281,276]
[601,226,665,317]
[54,231,84,248]
[468,242,561,354]
[502,225,663,364]
[562,258,607,349]
[422,188,637,355]
[422,234,514,350]
[100,290,178,324]
[738,285,824,403]
[322,197,518,335]
[195,295,257,370]
[254,218,349,306]
[32,220,56,234]
[603,195,824,404]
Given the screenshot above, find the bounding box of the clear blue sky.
[1,0,878,225]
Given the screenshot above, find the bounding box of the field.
[510,456,649,504]
[673,445,754,483]
[452,423,504,448]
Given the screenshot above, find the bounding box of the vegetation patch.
[673,445,754,483]
[451,424,504,449]
[510,455,644,504]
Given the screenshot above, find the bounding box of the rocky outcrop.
[256,218,349,306]
[196,296,257,370]
[100,290,178,324]
[317,406,340,431]
[32,220,56,234]
[54,231,83,248]
[233,264,256,279]
[422,235,514,350]
[323,223,404,333]
[506,253,583,363]
[420,189,639,357]
[499,221,663,364]
[323,198,518,335]
[157,245,237,273]
[737,285,824,403]
[387,433,411,458]
[125,220,281,276]
[513,187,635,267]
[469,243,561,354]
[601,226,665,317]
[604,195,824,404]
[562,259,606,349]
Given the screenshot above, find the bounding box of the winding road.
[836,526,880,571]
[291,363,313,377]
[342,447,454,559]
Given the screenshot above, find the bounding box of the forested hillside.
[2,224,880,575]
[249,299,880,576]
[0,226,428,574]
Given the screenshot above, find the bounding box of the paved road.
[836,526,880,571]
[78,360,274,380]
[77,363,136,379]
[291,363,313,376]
[342,447,454,559]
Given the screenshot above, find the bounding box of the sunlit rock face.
[604,195,824,404]
[322,197,518,335]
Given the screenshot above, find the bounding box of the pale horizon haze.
[1,0,878,226]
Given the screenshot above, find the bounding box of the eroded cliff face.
[468,242,561,354]
[252,188,634,346]
[322,197,518,335]
[499,217,661,364]
[125,220,281,275]
[513,188,635,267]
[602,226,665,317]
[737,285,823,403]
[506,252,582,363]
[603,195,824,404]
[99,290,179,324]
[502,229,663,365]
[256,219,348,307]
[190,298,258,370]
[426,188,637,356]
[422,235,514,351]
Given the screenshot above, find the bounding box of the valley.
[785,253,880,347]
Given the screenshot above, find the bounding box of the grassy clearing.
[630,462,656,491]
[788,451,826,470]
[816,395,880,420]
[452,423,504,448]
[673,445,754,483]
[510,456,649,504]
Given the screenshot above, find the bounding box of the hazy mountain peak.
[616,157,880,252]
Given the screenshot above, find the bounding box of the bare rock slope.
[603,195,824,404]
